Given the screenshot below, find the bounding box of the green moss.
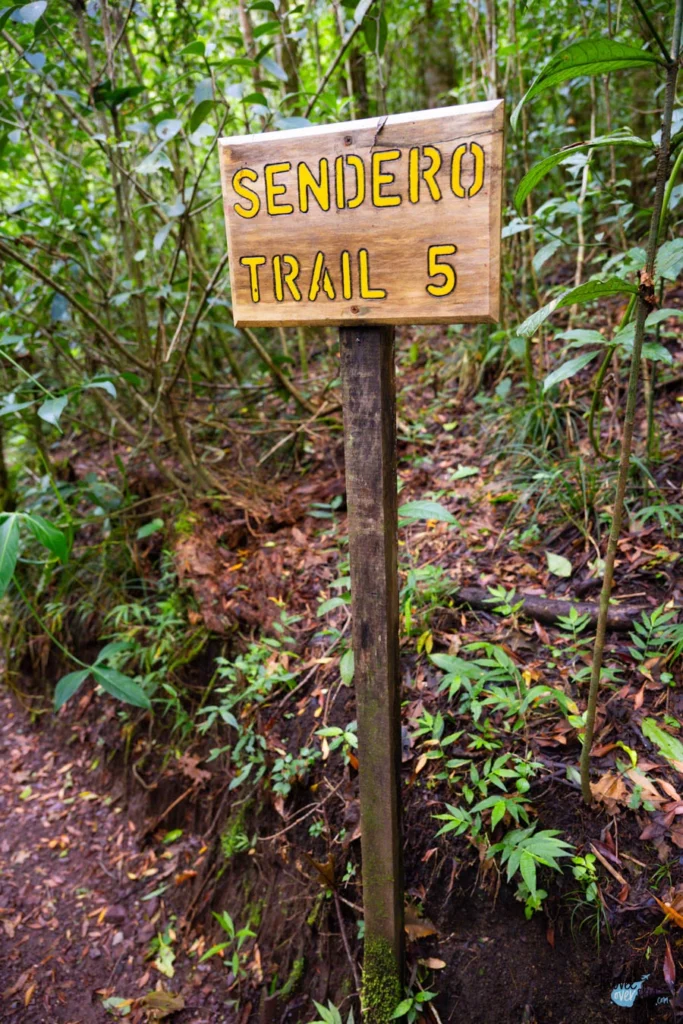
[362,936,402,1024]
[306,890,325,928]
[278,956,305,997]
[220,802,250,860]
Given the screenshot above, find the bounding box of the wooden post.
[340,325,404,1015]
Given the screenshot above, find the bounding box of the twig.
[304,0,377,118]
[258,779,345,841]
[590,843,627,887]
[334,888,361,993]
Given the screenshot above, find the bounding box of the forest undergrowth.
[2,299,683,1023]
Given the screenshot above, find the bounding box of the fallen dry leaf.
[139,991,185,1019]
[590,772,628,813]
[405,903,438,941]
[418,957,446,969]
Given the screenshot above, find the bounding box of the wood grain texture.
[340,325,403,967]
[219,100,504,327]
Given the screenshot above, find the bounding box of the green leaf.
[398,500,458,525]
[84,378,117,398]
[645,308,683,328]
[515,130,652,212]
[532,238,562,274]
[557,328,606,346]
[92,667,151,709]
[136,518,164,539]
[511,39,664,132]
[491,799,507,829]
[363,10,388,55]
[517,277,637,337]
[54,669,90,709]
[391,999,414,1019]
[519,850,537,894]
[641,718,683,767]
[252,20,280,37]
[24,513,69,562]
[0,514,20,597]
[546,551,572,577]
[542,350,599,392]
[179,40,205,56]
[259,55,288,82]
[317,596,348,616]
[10,0,47,23]
[38,395,68,426]
[655,239,683,281]
[340,648,354,685]
[190,99,214,132]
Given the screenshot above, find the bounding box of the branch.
[304,0,376,118]
[0,239,149,373]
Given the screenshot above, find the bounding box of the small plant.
[486,584,524,620]
[568,853,611,946]
[199,910,255,978]
[629,605,683,666]
[311,1001,355,1024]
[391,988,437,1021]
[487,825,573,918]
[317,721,358,763]
[434,752,541,837]
[272,747,321,798]
[556,605,592,643]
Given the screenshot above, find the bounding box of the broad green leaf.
[153,223,174,251]
[0,514,20,597]
[95,640,132,664]
[519,850,537,895]
[515,131,652,212]
[190,99,214,132]
[38,395,68,426]
[645,308,683,328]
[542,350,599,392]
[398,500,457,525]
[317,596,348,616]
[136,518,164,539]
[92,667,151,709]
[24,513,69,562]
[179,40,205,56]
[156,119,182,142]
[532,238,562,274]
[655,239,683,281]
[641,342,673,364]
[252,20,280,37]
[340,648,354,685]
[641,718,683,767]
[54,669,90,709]
[557,328,606,347]
[84,379,117,398]
[391,999,414,1019]
[511,39,664,132]
[259,55,288,82]
[517,277,637,337]
[10,0,47,23]
[546,551,572,578]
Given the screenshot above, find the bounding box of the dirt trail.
[0,692,228,1024]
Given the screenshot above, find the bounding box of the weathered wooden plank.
[340,325,403,1007]
[219,100,504,327]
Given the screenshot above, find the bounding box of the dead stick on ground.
[442,586,646,632]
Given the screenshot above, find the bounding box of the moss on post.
[362,936,402,1024]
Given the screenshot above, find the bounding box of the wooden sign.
[219,99,504,328]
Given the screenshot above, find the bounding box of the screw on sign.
[219,99,504,1016]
